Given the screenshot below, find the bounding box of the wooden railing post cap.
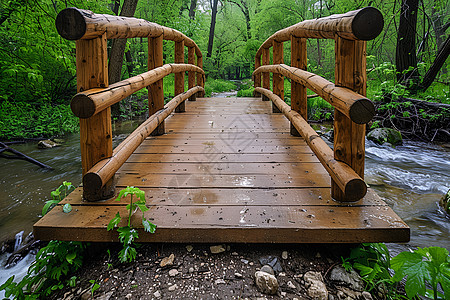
[56,7,87,40]
[352,7,384,41]
[71,94,95,119]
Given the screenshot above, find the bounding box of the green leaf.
[142,218,156,233]
[438,263,450,299]
[136,202,148,213]
[42,200,59,216]
[107,212,121,231]
[117,226,138,245]
[63,203,72,213]
[66,252,76,264]
[391,251,430,298]
[118,245,137,263]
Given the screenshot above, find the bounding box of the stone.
[260,265,274,275]
[160,254,175,267]
[241,258,249,264]
[336,286,361,300]
[189,267,194,273]
[52,138,65,144]
[80,290,91,300]
[38,139,61,149]
[439,188,450,215]
[235,272,243,278]
[304,271,328,300]
[259,256,283,274]
[95,292,114,300]
[254,271,279,295]
[287,280,296,289]
[367,128,402,146]
[186,245,194,252]
[282,251,288,259]
[362,291,373,300]
[215,279,226,284]
[168,284,178,291]
[210,245,226,254]
[153,291,161,298]
[125,294,132,299]
[329,266,364,292]
[169,269,179,277]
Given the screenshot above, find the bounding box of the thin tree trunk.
[207,0,219,58]
[125,50,134,76]
[418,35,450,91]
[189,0,197,19]
[396,0,420,86]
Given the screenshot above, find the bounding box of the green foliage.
[0,241,87,299]
[107,186,156,263]
[204,78,237,96]
[42,181,75,216]
[89,279,100,297]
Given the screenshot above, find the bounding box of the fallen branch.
[0,142,53,169]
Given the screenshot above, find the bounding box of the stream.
[0,113,449,292]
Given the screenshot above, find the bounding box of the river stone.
[210,244,226,254]
[160,254,175,267]
[38,139,61,149]
[304,271,328,300]
[367,128,402,146]
[329,266,364,292]
[254,271,279,295]
[260,264,275,275]
[439,188,450,215]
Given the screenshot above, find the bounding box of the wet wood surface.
[34,97,409,243]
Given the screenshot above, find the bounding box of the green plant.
[42,181,75,215]
[0,241,87,299]
[107,186,156,263]
[89,280,100,298]
[391,247,450,300]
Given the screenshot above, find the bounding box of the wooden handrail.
[253,64,375,124]
[56,7,202,58]
[83,86,204,198]
[255,7,383,58]
[255,87,367,201]
[72,64,204,118]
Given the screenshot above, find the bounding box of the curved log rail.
[56,8,205,201]
[254,7,384,202]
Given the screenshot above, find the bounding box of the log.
[196,56,205,97]
[0,142,53,169]
[261,48,270,101]
[253,64,374,124]
[71,64,204,118]
[254,87,367,201]
[83,86,204,196]
[290,36,307,136]
[253,56,261,97]
[272,41,283,113]
[56,7,202,58]
[148,35,165,135]
[174,40,185,113]
[256,7,383,57]
[188,47,196,101]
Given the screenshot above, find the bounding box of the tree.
[189,0,197,19]
[207,0,219,58]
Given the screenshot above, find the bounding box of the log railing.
[253,7,384,202]
[56,8,205,201]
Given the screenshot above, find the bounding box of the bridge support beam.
[290,36,307,137]
[76,33,114,201]
[254,55,261,97]
[262,48,270,101]
[332,37,367,202]
[272,41,283,113]
[196,56,205,97]
[148,35,165,136]
[188,46,196,101]
[175,40,185,112]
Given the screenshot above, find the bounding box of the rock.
[254,271,279,295]
[168,284,178,291]
[367,128,402,146]
[186,245,193,252]
[168,269,179,277]
[210,245,226,254]
[160,254,175,267]
[287,280,296,289]
[282,251,288,259]
[80,290,91,300]
[259,256,283,274]
[189,267,194,273]
[329,266,364,292]
[336,286,361,300]
[153,291,161,298]
[125,294,132,299]
[304,271,328,300]
[241,258,249,264]
[38,139,61,149]
[260,265,274,275]
[52,138,65,144]
[439,188,450,215]
[361,291,373,300]
[95,291,114,300]
[215,279,226,284]
[235,272,243,278]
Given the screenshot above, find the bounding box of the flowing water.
[0,117,449,291]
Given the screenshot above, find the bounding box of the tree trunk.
[206,0,219,58]
[189,0,197,19]
[125,50,134,77]
[418,35,450,91]
[396,0,420,86]
[229,0,251,41]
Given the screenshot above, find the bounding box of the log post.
[253,55,261,97]
[175,40,185,112]
[332,37,367,202]
[196,55,205,97]
[76,33,114,201]
[262,47,270,101]
[290,36,307,136]
[188,46,196,101]
[272,40,283,113]
[148,35,164,135]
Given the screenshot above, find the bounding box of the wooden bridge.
[34,7,409,243]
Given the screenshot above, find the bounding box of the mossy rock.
[367,128,402,146]
[439,189,450,215]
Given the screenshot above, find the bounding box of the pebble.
[315,252,321,258]
[186,245,193,252]
[125,294,132,299]
[304,271,328,300]
[231,252,238,256]
[234,272,243,278]
[282,251,288,260]
[287,280,296,289]
[254,271,279,295]
[260,265,274,275]
[361,291,373,300]
[215,279,226,284]
[241,259,249,264]
[169,269,179,277]
[210,245,226,254]
[160,254,175,267]
[281,291,287,297]
[189,267,194,273]
[168,284,178,291]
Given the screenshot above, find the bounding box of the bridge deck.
[34,97,409,243]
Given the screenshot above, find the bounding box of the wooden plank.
[34,204,409,243]
[133,145,312,154]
